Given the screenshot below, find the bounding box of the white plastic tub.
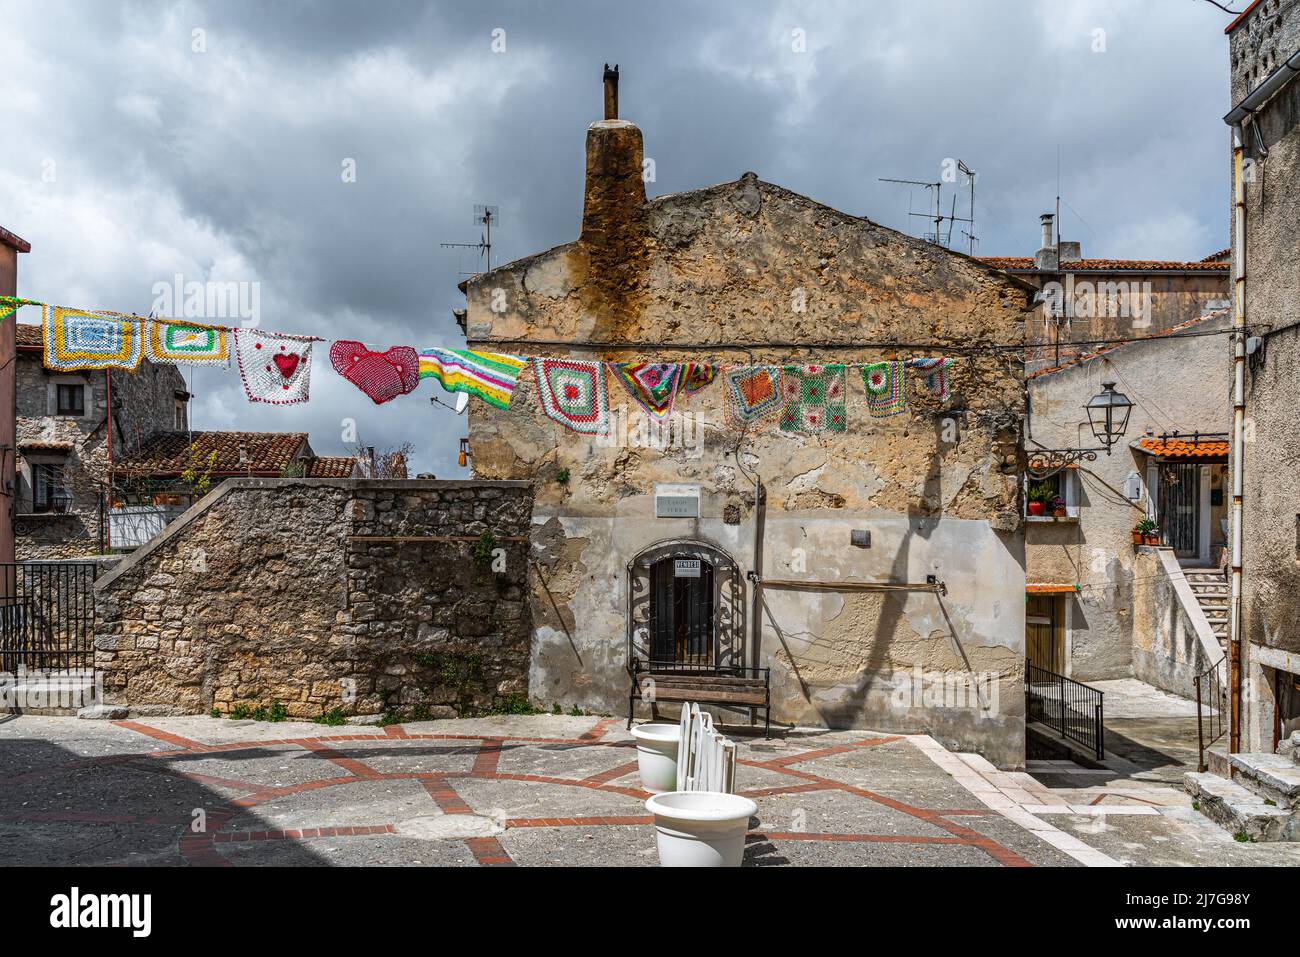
[644,790,757,867]
[630,722,681,793]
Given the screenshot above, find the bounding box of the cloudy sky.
[2,0,1237,474]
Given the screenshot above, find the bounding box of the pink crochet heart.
[329,340,420,405]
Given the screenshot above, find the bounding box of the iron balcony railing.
[0,562,98,674]
[1194,655,1229,773]
[1026,659,1105,761]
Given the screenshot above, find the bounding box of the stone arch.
[626,539,744,671]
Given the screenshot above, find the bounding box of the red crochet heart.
[328,340,420,405]
[272,353,300,379]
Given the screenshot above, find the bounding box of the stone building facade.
[1228,0,1300,751]
[94,479,534,718]
[14,321,187,559]
[462,111,1036,766]
[981,222,1228,374]
[1024,313,1232,696]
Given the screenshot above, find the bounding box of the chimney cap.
[603,63,619,120]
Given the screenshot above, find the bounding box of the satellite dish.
[454,392,470,414]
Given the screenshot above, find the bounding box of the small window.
[56,384,85,416]
[1026,470,1080,520]
[174,399,187,431]
[33,463,70,513]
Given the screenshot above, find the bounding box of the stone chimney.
[1034,212,1058,271]
[581,65,646,249]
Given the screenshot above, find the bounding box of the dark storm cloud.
[1,0,1235,473]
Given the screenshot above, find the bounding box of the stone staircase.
[1185,734,1300,841]
[1183,568,1229,649]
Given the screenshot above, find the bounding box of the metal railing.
[1026,659,1105,761]
[0,562,98,674]
[1194,655,1229,773]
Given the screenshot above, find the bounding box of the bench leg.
[764,705,770,739]
[627,692,634,730]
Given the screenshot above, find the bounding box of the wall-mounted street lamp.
[1028,381,1134,478]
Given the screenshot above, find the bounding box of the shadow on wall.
[762,441,1002,728]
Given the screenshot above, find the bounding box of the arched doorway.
[626,540,744,671]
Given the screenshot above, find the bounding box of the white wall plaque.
[655,483,700,518]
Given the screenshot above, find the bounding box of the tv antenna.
[440,204,499,276]
[956,160,978,255]
[879,173,974,250]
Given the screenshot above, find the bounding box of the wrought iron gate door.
[649,557,715,666]
[1159,463,1200,557]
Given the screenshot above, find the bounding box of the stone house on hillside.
[461,100,1037,766]
[14,320,186,559]
[110,430,357,547]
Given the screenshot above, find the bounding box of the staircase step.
[1184,771,1298,842]
[1227,753,1300,807]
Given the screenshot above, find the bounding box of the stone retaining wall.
[94,478,533,718]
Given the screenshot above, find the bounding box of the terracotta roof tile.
[15,323,42,349]
[1026,583,1078,595]
[115,431,308,476]
[1136,438,1230,459]
[305,456,357,478]
[979,256,1229,272]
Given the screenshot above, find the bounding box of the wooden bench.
[628,662,770,737]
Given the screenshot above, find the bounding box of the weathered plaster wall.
[466,119,1033,766]
[94,479,533,718]
[1026,313,1232,683]
[1131,549,1223,698]
[1018,270,1228,370]
[14,341,184,560]
[1232,3,1300,749]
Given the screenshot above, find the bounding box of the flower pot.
[1131,531,1143,545]
[645,791,758,867]
[1052,507,1067,518]
[1143,534,1160,546]
[1027,501,1047,516]
[630,722,682,794]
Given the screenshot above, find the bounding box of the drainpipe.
[1228,123,1246,754]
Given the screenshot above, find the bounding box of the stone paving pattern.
[2,713,1299,867]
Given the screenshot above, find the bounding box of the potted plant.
[1051,496,1067,518]
[1132,518,1159,545]
[1027,480,1055,517]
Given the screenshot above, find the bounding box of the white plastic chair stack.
[676,703,737,793]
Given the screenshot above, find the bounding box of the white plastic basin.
[630,722,681,793]
[644,790,757,867]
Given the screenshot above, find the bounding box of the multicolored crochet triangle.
[906,358,955,402]
[861,361,907,418]
[0,296,42,322]
[532,358,610,435]
[677,363,717,396]
[723,366,784,427]
[611,362,681,420]
[418,348,526,410]
[234,329,313,405]
[330,340,420,405]
[42,305,144,372]
[147,321,230,365]
[780,364,847,433]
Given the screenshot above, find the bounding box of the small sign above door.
[655,483,700,518]
[674,559,701,578]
